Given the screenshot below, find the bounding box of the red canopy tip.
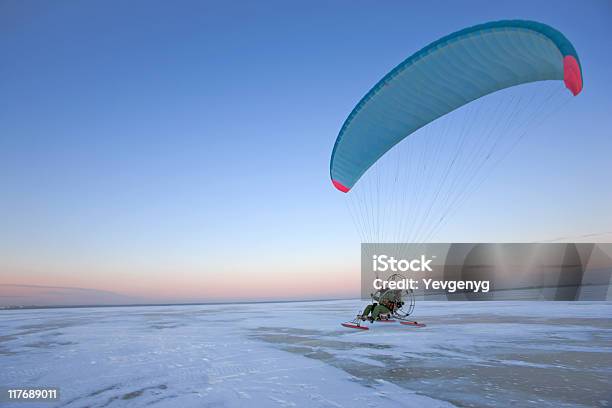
[332,180,350,193]
[563,55,582,96]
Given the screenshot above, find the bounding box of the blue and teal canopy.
[330,20,583,193]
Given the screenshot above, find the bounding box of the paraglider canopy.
[330,20,582,193]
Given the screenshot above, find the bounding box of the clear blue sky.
[1,0,611,302]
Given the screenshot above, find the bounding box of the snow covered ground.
[1,300,611,407]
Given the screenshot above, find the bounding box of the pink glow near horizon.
[0,266,360,304]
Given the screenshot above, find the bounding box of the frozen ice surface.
[1,300,611,407]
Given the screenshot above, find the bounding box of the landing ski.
[399,321,426,327]
[341,322,369,330]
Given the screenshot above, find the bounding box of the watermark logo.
[372,254,434,272]
[361,243,612,301]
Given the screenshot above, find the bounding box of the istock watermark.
[361,243,612,301]
[372,277,490,293]
[372,254,434,272]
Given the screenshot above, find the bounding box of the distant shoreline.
[0,297,356,311]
